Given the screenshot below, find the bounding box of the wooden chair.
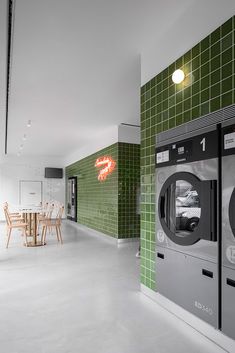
[4,206,28,248]
[3,202,23,221]
[40,205,64,244]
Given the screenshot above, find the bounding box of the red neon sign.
[95,156,116,181]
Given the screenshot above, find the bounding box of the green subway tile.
[192,56,200,70]
[222,17,233,37]
[183,98,191,111]
[162,120,168,131]
[222,47,233,66]
[222,91,233,107]
[201,35,210,51]
[176,114,183,126]
[162,100,168,111]
[192,43,200,57]
[169,62,176,76]
[192,106,200,119]
[184,87,191,99]
[192,81,200,94]
[169,106,175,118]
[211,27,221,44]
[192,68,200,82]
[201,62,210,77]
[201,88,209,103]
[183,110,191,122]
[176,102,183,114]
[176,57,183,68]
[201,48,210,64]
[176,90,183,103]
[211,97,221,112]
[222,32,233,51]
[150,86,156,97]
[201,101,210,115]
[169,84,175,96]
[184,50,191,63]
[162,89,168,100]
[211,82,221,99]
[211,55,221,72]
[222,76,233,93]
[211,41,221,58]
[150,77,156,88]
[169,95,176,107]
[140,16,235,290]
[201,75,210,90]
[192,93,200,107]
[169,117,175,129]
[222,62,233,79]
[211,69,221,85]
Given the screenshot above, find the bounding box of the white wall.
[0,155,65,220]
[64,124,141,167]
[118,124,140,144]
[141,1,235,85]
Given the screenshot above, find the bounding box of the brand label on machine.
[194,301,213,315]
[156,150,169,164]
[224,132,235,150]
[226,245,235,264]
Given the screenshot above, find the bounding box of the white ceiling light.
[27,120,31,127]
[22,134,26,140]
[19,144,23,150]
[172,69,185,84]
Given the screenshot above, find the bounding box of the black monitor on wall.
[45,168,63,179]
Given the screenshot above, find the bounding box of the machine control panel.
[156,130,218,168]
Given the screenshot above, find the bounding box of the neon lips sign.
[95,156,116,181]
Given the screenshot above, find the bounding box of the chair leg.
[43,226,48,243]
[6,228,12,248]
[58,226,63,244]
[24,228,28,247]
[55,226,60,242]
[41,226,46,244]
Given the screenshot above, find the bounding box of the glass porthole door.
[158,172,217,245]
[229,188,235,238]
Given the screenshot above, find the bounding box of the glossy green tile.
[222,17,233,37]
[140,16,235,290]
[211,27,221,44]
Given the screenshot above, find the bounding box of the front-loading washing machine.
[221,118,235,339]
[155,124,219,328]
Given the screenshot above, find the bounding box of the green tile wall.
[118,143,140,239]
[140,16,235,290]
[66,142,140,239]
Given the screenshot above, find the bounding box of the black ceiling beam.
[5,0,14,154]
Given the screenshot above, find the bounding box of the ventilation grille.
[156,104,235,146]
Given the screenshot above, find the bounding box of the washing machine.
[221,118,235,339]
[155,125,219,328]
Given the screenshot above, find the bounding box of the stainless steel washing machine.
[221,118,235,340]
[155,125,219,328]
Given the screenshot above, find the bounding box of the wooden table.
[16,206,46,247]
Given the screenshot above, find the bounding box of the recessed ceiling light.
[23,134,26,140]
[27,120,31,127]
[20,144,23,150]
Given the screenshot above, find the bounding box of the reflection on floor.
[0,221,226,353]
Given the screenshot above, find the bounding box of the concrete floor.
[0,221,227,353]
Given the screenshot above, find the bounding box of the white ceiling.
[1,0,235,157]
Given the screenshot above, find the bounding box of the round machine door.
[158,172,217,246]
[229,188,235,237]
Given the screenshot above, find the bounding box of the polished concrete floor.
[0,221,227,353]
